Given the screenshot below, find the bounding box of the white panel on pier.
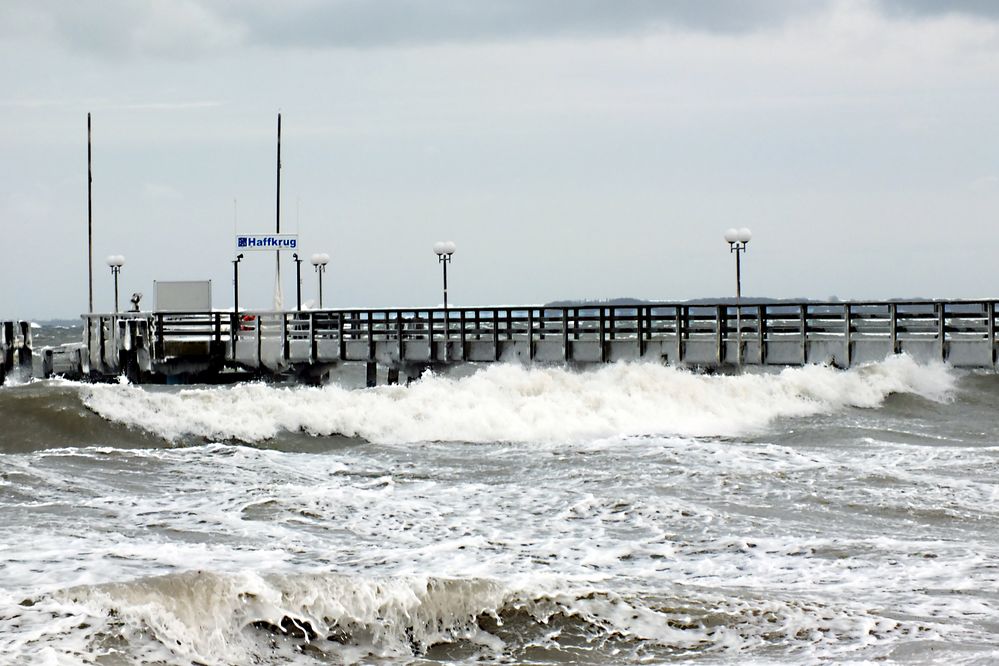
[154,281,212,312]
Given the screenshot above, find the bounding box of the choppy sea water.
[1,327,997,665]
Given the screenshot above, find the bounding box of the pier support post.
[459,310,467,361]
[527,308,535,361]
[843,304,852,368]
[41,348,53,379]
[716,305,725,366]
[599,308,607,363]
[366,361,377,388]
[758,305,766,365]
[637,307,646,358]
[395,311,404,365]
[675,307,685,365]
[989,301,997,368]
[338,314,346,361]
[5,324,16,374]
[17,321,31,372]
[562,309,570,362]
[889,303,898,355]
[493,309,502,362]
[800,304,808,365]
[0,324,7,383]
[366,312,375,362]
[937,302,946,361]
[387,367,400,385]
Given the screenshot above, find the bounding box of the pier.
[39,298,999,384]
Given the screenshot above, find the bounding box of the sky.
[1,0,998,319]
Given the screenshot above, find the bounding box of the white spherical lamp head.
[443,241,456,255]
[433,241,447,256]
[724,228,739,244]
[106,255,125,267]
[320,253,330,265]
[737,227,752,243]
[310,253,323,266]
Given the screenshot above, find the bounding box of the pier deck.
[63,299,999,383]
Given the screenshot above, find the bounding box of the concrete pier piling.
[0,321,33,384]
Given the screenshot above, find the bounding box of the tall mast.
[276,112,281,235]
[273,112,283,309]
[87,113,93,314]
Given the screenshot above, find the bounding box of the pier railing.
[76,299,999,379]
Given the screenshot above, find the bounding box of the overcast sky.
[2,0,998,319]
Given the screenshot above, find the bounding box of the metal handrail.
[82,300,999,352]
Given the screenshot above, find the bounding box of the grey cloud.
[876,0,999,20]
[220,0,831,49]
[8,0,999,59]
[5,0,830,58]
[1,0,243,59]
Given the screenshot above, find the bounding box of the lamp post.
[433,241,456,351]
[433,241,455,308]
[232,253,244,313]
[311,253,329,308]
[724,227,752,366]
[106,255,125,313]
[292,252,303,311]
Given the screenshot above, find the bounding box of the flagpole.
[87,113,93,313]
[274,112,283,310]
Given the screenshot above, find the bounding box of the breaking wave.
[1,571,941,665]
[78,355,957,445]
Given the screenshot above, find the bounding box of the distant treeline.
[545,297,819,307]
[544,296,935,307]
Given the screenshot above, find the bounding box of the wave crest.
[4,571,934,664]
[80,356,956,444]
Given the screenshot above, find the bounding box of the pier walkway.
[56,299,999,384]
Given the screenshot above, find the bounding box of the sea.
[1,323,997,665]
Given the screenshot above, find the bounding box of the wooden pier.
[50,299,999,384]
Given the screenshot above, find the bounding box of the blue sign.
[236,234,298,251]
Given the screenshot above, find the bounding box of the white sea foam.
[2,392,996,665]
[80,355,956,444]
[0,571,945,665]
